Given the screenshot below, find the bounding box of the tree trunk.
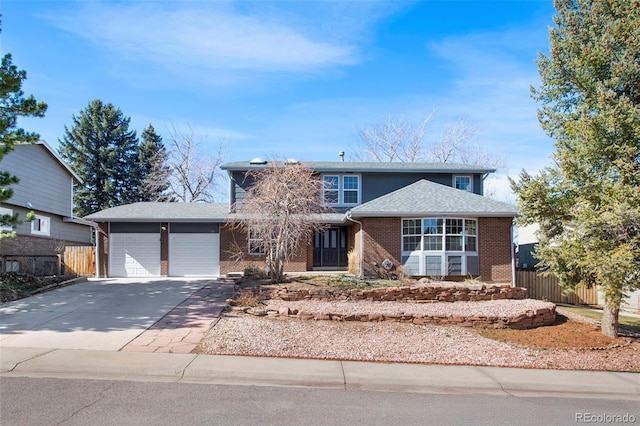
[601,300,619,338]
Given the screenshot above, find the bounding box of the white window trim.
[248,228,265,255]
[5,259,20,273]
[401,217,478,276]
[322,174,361,206]
[453,175,473,193]
[31,214,51,236]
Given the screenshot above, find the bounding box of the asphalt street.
[2,377,638,426]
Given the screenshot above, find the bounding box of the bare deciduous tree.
[166,126,224,203]
[352,113,503,169]
[354,113,433,162]
[232,161,332,283]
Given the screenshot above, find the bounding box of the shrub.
[243,265,268,278]
[347,249,359,275]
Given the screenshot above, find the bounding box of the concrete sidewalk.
[1,346,638,400]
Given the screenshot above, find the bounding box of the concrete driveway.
[0,278,214,351]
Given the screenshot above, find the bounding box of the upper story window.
[31,214,50,236]
[322,174,360,206]
[454,175,472,192]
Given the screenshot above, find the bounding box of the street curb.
[1,347,638,400]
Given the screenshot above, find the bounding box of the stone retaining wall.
[237,305,557,330]
[233,284,557,329]
[244,284,527,303]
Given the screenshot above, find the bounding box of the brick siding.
[478,217,514,282]
[360,217,402,276]
[160,223,168,276]
[219,224,309,275]
[98,222,109,277]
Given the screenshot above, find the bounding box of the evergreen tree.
[59,100,141,217]
[0,47,48,236]
[511,0,640,337]
[139,124,172,201]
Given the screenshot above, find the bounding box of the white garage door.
[110,233,161,277]
[169,233,220,277]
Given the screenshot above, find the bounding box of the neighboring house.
[0,142,94,274]
[86,160,518,282]
[516,223,640,312]
[515,223,540,269]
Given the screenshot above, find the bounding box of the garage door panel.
[169,233,219,277]
[110,233,161,277]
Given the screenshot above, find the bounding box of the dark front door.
[313,227,347,267]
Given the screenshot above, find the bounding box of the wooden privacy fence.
[64,246,95,277]
[516,270,599,305]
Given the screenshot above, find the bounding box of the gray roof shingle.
[349,180,518,218]
[83,202,230,221]
[85,181,517,222]
[221,161,495,174]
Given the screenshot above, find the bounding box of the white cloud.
[47,1,399,77]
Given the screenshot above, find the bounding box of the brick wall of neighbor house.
[218,224,309,275]
[361,217,402,276]
[98,222,109,278]
[0,235,83,257]
[478,217,513,282]
[0,234,92,275]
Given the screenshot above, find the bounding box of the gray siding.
[229,169,486,207]
[230,171,255,207]
[170,223,219,233]
[361,172,455,203]
[474,175,483,195]
[6,205,92,244]
[110,222,160,233]
[0,144,74,217]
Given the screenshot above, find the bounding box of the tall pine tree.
[139,124,172,202]
[511,0,640,337]
[59,100,141,217]
[0,49,48,235]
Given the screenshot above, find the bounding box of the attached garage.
[86,202,230,278]
[109,223,161,277]
[169,223,220,277]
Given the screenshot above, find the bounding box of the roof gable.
[349,179,518,217]
[34,141,83,183]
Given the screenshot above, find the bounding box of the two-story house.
[85,160,518,282]
[0,142,94,274]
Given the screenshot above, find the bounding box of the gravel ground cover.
[196,299,639,372]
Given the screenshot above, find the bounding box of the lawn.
[557,304,640,334]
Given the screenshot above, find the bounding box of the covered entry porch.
[312,226,350,269]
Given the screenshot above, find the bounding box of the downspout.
[510,220,516,287]
[345,211,364,278]
[94,225,100,278]
[481,172,489,196]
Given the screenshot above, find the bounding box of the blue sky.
[2,0,557,201]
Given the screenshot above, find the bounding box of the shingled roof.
[221,160,495,174]
[84,202,230,222]
[348,179,518,218]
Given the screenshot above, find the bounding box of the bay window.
[401,217,478,277]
